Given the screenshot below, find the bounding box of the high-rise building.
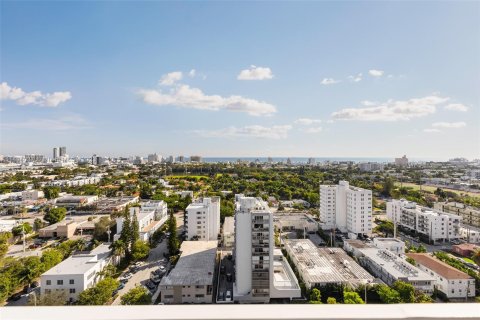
[185,197,220,241]
[394,155,409,167]
[190,155,202,162]
[320,181,372,236]
[147,153,161,163]
[53,147,59,160]
[24,154,45,163]
[59,146,67,157]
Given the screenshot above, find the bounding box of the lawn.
[395,182,480,198]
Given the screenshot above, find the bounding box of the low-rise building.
[40,244,113,303]
[451,243,480,257]
[406,253,475,299]
[284,239,374,290]
[93,196,139,214]
[274,212,318,233]
[22,190,44,201]
[434,202,480,229]
[39,220,78,238]
[222,216,234,247]
[459,226,480,243]
[343,239,374,258]
[372,238,405,255]
[159,241,217,304]
[55,195,98,209]
[357,248,435,293]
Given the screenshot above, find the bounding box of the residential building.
[372,238,405,255]
[190,155,202,162]
[24,154,45,163]
[434,202,480,229]
[186,197,220,241]
[320,180,372,237]
[59,147,67,157]
[307,158,316,165]
[395,155,409,167]
[22,190,44,201]
[358,162,385,172]
[147,153,161,163]
[40,244,113,303]
[234,195,300,303]
[387,199,462,242]
[285,239,374,290]
[93,196,139,214]
[222,216,234,247]
[451,243,479,257]
[55,195,99,209]
[343,239,375,258]
[406,253,475,299]
[357,248,435,293]
[39,220,77,238]
[53,147,59,160]
[273,212,318,233]
[459,226,480,243]
[159,241,217,304]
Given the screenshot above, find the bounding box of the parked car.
[146,280,157,291]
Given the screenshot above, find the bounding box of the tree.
[406,257,416,266]
[12,223,33,237]
[392,281,415,303]
[131,240,150,261]
[44,207,67,225]
[28,290,67,306]
[41,249,64,271]
[0,244,8,259]
[19,256,43,283]
[34,218,45,231]
[167,213,179,256]
[343,291,365,304]
[120,286,152,305]
[326,297,337,304]
[377,284,402,304]
[93,217,113,241]
[43,186,60,200]
[309,288,322,304]
[131,214,140,244]
[119,211,132,255]
[77,277,119,305]
[382,177,394,197]
[139,183,153,200]
[110,240,126,260]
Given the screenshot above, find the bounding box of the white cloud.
[159,72,183,86]
[2,114,90,130]
[331,95,449,121]
[431,121,466,128]
[138,84,276,116]
[423,128,441,133]
[195,125,291,139]
[0,82,71,107]
[444,103,468,112]
[294,118,322,125]
[321,78,341,85]
[188,69,196,78]
[237,65,274,80]
[303,126,323,133]
[369,69,384,77]
[347,73,362,82]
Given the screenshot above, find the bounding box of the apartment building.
[357,248,435,293]
[22,190,44,201]
[358,162,385,172]
[387,199,462,242]
[320,181,372,237]
[395,155,409,167]
[434,202,480,229]
[222,216,234,247]
[40,244,113,303]
[406,253,475,299]
[185,197,220,241]
[159,241,217,304]
[234,194,300,303]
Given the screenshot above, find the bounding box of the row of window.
[46,279,75,285]
[44,288,76,294]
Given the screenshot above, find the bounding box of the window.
[57,280,63,285]
[195,294,204,298]
[69,279,74,284]
[46,280,51,285]
[70,288,76,294]
[164,295,173,299]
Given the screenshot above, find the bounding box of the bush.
[131,240,150,261]
[121,286,152,305]
[77,277,119,305]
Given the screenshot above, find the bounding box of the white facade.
[434,202,480,229]
[387,199,462,242]
[358,162,385,172]
[186,197,220,241]
[222,216,235,247]
[320,181,372,235]
[22,190,44,201]
[459,226,480,243]
[372,238,405,255]
[40,245,113,303]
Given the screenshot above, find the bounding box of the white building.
[22,190,44,201]
[185,197,220,241]
[40,244,113,303]
[358,162,385,172]
[115,200,168,242]
[434,202,480,229]
[159,241,217,304]
[234,194,300,303]
[357,248,435,293]
[147,153,162,163]
[222,216,235,247]
[387,199,462,242]
[459,225,480,243]
[395,155,409,167]
[320,181,372,236]
[372,238,405,255]
[406,253,475,299]
[273,212,318,233]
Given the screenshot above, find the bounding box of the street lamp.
[363,280,371,304]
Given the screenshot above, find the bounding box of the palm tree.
[75,239,87,252]
[110,240,126,264]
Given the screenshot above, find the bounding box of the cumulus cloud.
[423,128,441,133]
[2,114,90,130]
[432,121,466,128]
[331,95,449,121]
[444,103,468,112]
[321,78,341,85]
[138,84,276,116]
[369,69,384,77]
[195,125,292,139]
[347,73,362,82]
[294,118,322,125]
[237,65,274,80]
[0,82,71,107]
[159,72,183,86]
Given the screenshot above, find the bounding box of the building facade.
[186,197,220,241]
[434,202,480,229]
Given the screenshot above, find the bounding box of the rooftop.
[452,243,480,251]
[406,253,472,280]
[273,212,316,223]
[284,239,374,286]
[344,239,374,249]
[160,241,217,286]
[39,219,77,231]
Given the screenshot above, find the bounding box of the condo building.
[186,197,220,241]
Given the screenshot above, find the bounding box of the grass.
[395,182,480,198]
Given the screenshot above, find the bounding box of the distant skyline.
[1,2,479,158]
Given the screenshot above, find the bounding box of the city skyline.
[1,2,479,158]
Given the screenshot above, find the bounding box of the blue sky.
[1,1,479,159]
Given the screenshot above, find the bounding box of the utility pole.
[22,220,26,253]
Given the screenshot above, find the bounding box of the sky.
[1,1,479,159]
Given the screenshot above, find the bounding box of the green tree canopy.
[131,240,150,261]
[167,213,179,256]
[77,277,119,305]
[120,286,152,305]
[343,291,365,304]
[377,284,402,304]
[12,222,33,236]
[309,288,322,304]
[44,207,67,225]
[326,297,337,304]
[392,281,415,303]
[43,186,60,200]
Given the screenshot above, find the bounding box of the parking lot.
[216,250,234,303]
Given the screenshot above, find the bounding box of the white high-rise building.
[320,181,372,236]
[234,194,300,303]
[387,199,462,242]
[185,197,220,241]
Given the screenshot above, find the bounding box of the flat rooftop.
[284,239,374,286]
[359,248,435,282]
[160,241,217,286]
[344,239,374,249]
[374,238,404,245]
[39,219,77,231]
[406,253,473,280]
[273,213,316,223]
[42,244,111,276]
